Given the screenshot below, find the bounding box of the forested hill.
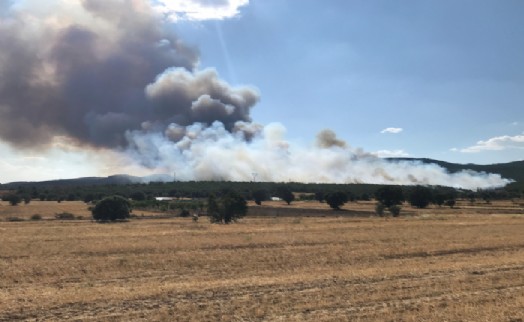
[1,159,523,190]
[2,175,137,188]
[387,158,524,186]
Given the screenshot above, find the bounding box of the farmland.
[0,201,523,321]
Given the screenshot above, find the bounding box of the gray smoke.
[0,0,256,149]
[0,0,512,189]
[316,129,347,149]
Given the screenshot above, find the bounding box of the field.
[0,201,523,321]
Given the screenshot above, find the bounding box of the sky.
[0,0,522,185]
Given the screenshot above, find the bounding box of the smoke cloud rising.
[0,0,511,189]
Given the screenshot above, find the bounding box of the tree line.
[2,180,517,206]
[2,180,519,224]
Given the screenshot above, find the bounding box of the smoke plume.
[0,0,511,189]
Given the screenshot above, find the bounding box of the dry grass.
[0,202,523,321]
[0,200,92,220]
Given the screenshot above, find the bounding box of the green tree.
[206,194,220,223]
[389,205,402,217]
[207,192,247,224]
[408,185,433,209]
[325,191,348,210]
[130,191,146,201]
[375,202,386,216]
[433,193,446,207]
[3,194,22,206]
[83,193,95,203]
[276,186,295,205]
[314,191,325,203]
[252,189,269,206]
[91,196,131,222]
[375,186,404,208]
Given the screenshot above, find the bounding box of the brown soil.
[0,202,522,321]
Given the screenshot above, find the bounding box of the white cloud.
[457,133,524,153]
[373,149,409,158]
[154,0,249,21]
[380,127,403,134]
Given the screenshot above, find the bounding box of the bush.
[92,196,131,222]
[375,202,386,216]
[130,191,146,201]
[207,192,247,224]
[389,205,402,217]
[314,191,325,203]
[55,212,76,220]
[325,191,348,210]
[252,189,269,205]
[408,186,432,209]
[445,199,456,208]
[275,186,295,205]
[7,216,24,222]
[30,214,42,221]
[375,186,404,208]
[3,194,22,206]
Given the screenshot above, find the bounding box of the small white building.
[155,197,175,201]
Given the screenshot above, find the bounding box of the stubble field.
[0,201,523,321]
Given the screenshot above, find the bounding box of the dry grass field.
[0,201,523,321]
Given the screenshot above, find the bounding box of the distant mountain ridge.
[1,174,174,188]
[1,158,523,189]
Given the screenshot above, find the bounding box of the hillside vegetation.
[388,158,524,190]
[0,159,522,204]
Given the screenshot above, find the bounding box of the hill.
[387,158,524,190]
[1,159,523,192]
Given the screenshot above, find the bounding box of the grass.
[0,201,523,321]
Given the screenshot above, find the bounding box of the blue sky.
[174,0,524,164]
[0,0,523,183]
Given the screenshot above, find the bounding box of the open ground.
[0,201,523,321]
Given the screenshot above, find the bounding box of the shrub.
[433,193,446,207]
[92,195,131,222]
[55,212,76,220]
[3,194,22,206]
[130,191,146,201]
[30,214,42,221]
[7,217,24,222]
[375,202,386,216]
[389,205,402,217]
[275,186,295,205]
[325,191,348,210]
[314,191,325,203]
[445,199,456,208]
[252,189,269,205]
[207,192,247,224]
[375,186,404,208]
[408,186,432,209]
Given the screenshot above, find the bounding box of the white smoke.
[123,124,511,189]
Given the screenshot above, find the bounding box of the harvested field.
[0,203,523,321]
